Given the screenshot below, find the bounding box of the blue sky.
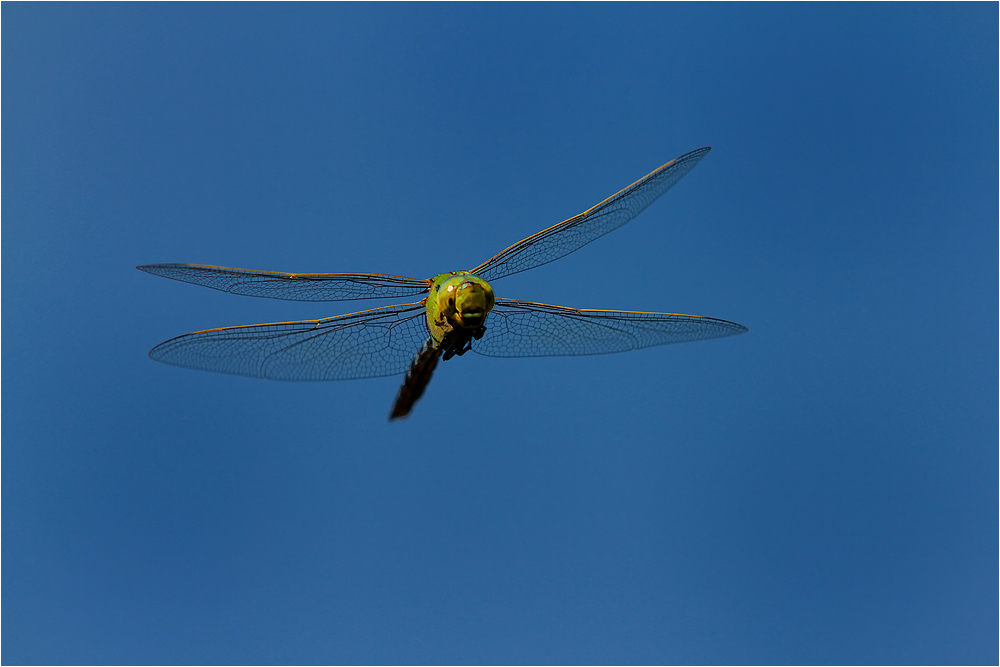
[3,3,996,664]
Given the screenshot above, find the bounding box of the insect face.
[432,273,495,331]
[453,279,495,328]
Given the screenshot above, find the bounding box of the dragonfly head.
[453,279,495,328]
[432,273,495,330]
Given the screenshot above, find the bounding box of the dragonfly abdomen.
[390,338,442,420]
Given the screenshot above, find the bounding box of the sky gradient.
[3,3,997,664]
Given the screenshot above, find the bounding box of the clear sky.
[3,3,996,664]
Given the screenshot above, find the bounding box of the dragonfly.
[139,146,747,419]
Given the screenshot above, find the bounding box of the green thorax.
[425,272,496,342]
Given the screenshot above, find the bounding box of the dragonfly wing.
[473,298,747,357]
[149,302,429,380]
[137,264,430,302]
[471,147,711,282]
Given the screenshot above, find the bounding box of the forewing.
[472,147,711,281]
[474,298,747,357]
[137,264,430,301]
[149,302,429,380]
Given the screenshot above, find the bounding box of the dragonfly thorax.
[426,272,495,340]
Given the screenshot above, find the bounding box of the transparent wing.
[149,302,429,380]
[471,147,711,282]
[137,264,430,302]
[473,298,747,357]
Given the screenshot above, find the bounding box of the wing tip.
[137,263,183,274]
[148,339,174,363]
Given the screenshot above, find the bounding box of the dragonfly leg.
[441,332,460,361]
[441,329,478,361]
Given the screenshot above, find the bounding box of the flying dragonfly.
[139,146,747,419]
